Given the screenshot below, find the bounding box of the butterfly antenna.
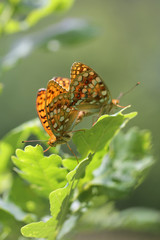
[66,143,79,164]
[22,140,48,143]
[112,82,140,109]
[117,82,140,100]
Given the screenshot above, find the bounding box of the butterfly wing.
[54,77,70,91]
[70,62,112,112]
[54,76,87,125]
[36,88,53,137]
[45,78,79,137]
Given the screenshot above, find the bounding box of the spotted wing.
[70,62,112,111]
[54,77,70,91]
[45,79,79,137]
[36,88,53,137]
[55,76,90,126]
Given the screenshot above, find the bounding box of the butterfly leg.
[92,115,98,126]
[43,146,51,152]
[92,107,104,126]
[66,143,79,164]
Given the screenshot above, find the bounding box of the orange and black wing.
[36,88,53,137]
[54,77,70,91]
[45,78,79,136]
[70,62,112,111]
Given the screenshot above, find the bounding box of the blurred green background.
[0,0,160,237]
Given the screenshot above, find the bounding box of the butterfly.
[36,77,81,149]
[37,62,120,149]
[35,63,138,154]
[69,62,124,118]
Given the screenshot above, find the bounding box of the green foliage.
[12,145,68,197]
[21,155,92,239]
[0,0,97,74]
[1,18,97,70]
[78,205,160,234]
[0,1,158,239]
[0,109,155,239]
[73,110,137,158]
[0,0,75,34]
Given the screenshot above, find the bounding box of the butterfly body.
[48,132,72,147]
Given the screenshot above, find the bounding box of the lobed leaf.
[9,109,156,238]
[77,127,154,201]
[0,119,58,176]
[64,109,137,172]
[12,145,68,197]
[72,109,137,158]
[21,154,92,239]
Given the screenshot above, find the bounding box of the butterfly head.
[48,133,72,147]
[48,134,57,147]
[111,98,126,110]
[112,99,120,106]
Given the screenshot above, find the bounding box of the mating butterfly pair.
[36,62,122,150]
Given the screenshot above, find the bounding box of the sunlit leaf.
[0,0,75,34]
[21,155,92,239]
[73,108,137,158]
[12,145,68,197]
[78,127,154,200]
[0,118,58,177]
[1,108,156,239]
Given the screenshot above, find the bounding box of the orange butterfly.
[36,77,80,148]
[69,62,139,119]
[70,62,123,115]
